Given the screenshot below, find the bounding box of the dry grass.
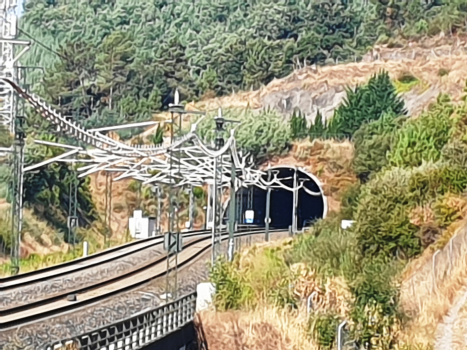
[290,263,352,318]
[195,305,318,350]
[452,300,467,349]
[233,238,352,319]
[89,171,136,241]
[398,219,467,347]
[0,200,70,259]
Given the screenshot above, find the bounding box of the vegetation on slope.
[4,0,467,260]
[209,71,467,349]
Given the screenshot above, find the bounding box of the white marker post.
[83,241,89,257]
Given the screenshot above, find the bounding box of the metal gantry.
[104,172,113,248]
[1,78,325,279]
[188,185,194,231]
[0,0,30,274]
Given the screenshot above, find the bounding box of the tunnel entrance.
[225,167,327,230]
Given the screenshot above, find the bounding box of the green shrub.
[397,72,418,84]
[209,257,253,311]
[433,193,466,229]
[353,113,405,182]
[286,216,355,279]
[128,180,142,193]
[353,160,467,261]
[197,108,292,161]
[394,79,420,94]
[0,216,11,254]
[151,124,164,145]
[309,313,340,350]
[438,68,450,77]
[345,256,402,349]
[394,71,420,93]
[329,70,406,137]
[441,139,467,167]
[192,186,205,199]
[352,166,419,259]
[339,182,362,220]
[267,275,297,309]
[0,124,12,147]
[407,164,467,202]
[389,94,454,168]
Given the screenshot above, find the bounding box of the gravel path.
[0,232,287,350]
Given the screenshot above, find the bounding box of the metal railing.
[43,292,197,350]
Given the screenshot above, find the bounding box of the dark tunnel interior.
[225,167,325,229]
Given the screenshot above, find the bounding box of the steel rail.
[0,229,210,288]
[0,227,267,307]
[0,228,282,330]
[0,231,215,314]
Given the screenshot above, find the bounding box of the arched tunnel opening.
[224,167,327,230]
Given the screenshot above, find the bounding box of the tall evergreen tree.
[328,70,406,137]
[309,110,326,137]
[290,108,308,140]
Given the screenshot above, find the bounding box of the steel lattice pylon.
[0,0,30,131]
[9,116,24,275]
[104,172,113,248]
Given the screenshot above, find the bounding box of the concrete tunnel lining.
[224,166,327,229]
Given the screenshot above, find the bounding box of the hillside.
[171,38,467,124]
[6,0,467,346]
[5,38,467,264]
[10,0,467,262]
[193,40,467,349]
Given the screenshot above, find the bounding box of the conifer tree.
[309,110,326,137]
[290,108,308,140]
[329,70,406,137]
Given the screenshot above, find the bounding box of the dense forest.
[19,0,467,131]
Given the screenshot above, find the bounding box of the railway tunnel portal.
[224,166,327,230]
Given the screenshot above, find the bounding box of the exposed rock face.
[261,85,347,123]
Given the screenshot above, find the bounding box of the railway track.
[0,228,282,331]
[0,228,210,288]
[0,229,213,312]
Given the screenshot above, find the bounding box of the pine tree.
[290,108,308,140]
[329,70,406,137]
[309,110,326,138]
